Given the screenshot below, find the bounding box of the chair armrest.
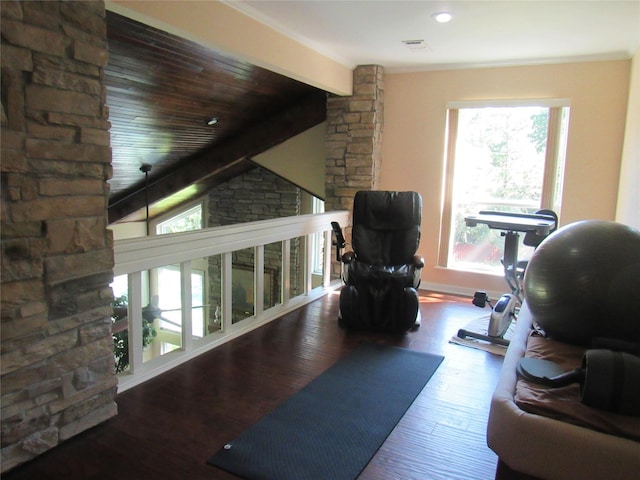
[412,255,425,269]
[342,251,356,263]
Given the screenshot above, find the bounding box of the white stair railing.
[113,211,349,392]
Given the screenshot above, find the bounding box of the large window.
[155,203,202,234]
[440,100,569,273]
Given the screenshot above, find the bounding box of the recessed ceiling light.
[432,12,453,23]
[207,117,219,126]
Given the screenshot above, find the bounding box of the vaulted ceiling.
[105,1,640,224]
[105,11,326,224]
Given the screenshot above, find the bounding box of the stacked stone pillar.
[1,1,117,472]
[325,65,384,277]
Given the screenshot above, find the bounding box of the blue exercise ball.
[523,220,640,346]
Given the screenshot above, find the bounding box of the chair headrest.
[353,191,422,230]
[351,191,422,265]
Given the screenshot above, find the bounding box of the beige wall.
[253,123,326,199]
[383,60,631,295]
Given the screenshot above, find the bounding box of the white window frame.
[439,98,570,271]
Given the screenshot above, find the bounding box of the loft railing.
[113,210,349,392]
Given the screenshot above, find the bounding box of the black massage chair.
[332,191,424,333]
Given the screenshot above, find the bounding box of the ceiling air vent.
[402,39,427,50]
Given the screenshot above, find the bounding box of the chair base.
[338,285,420,333]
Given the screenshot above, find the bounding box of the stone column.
[325,65,384,277]
[1,1,117,472]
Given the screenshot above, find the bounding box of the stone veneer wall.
[0,1,117,472]
[207,166,302,322]
[325,65,384,277]
[207,166,300,226]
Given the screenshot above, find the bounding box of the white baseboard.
[418,282,504,301]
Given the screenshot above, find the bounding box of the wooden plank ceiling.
[105,12,326,224]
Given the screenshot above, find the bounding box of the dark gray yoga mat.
[208,343,444,480]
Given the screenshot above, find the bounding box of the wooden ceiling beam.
[108,91,327,224]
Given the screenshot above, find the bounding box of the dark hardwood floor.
[4,290,504,480]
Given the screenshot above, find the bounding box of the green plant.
[112,295,157,373]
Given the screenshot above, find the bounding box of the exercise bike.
[457,210,557,346]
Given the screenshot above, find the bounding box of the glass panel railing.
[289,236,303,299]
[311,231,325,289]
[204,254,223,335]
[264,241,282,310]
[148,266,183,359]
[232,248,255,323]
[111,275,130,375]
